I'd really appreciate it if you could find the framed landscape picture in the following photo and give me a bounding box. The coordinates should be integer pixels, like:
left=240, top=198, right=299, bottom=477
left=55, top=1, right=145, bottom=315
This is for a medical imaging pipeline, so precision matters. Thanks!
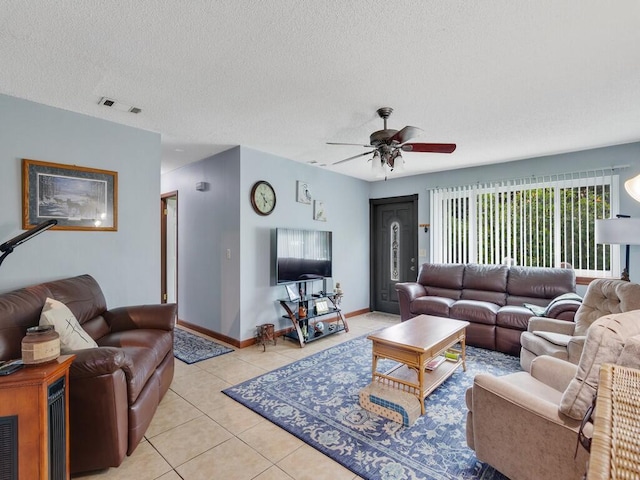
left=22, top=158, right=118, bottom=231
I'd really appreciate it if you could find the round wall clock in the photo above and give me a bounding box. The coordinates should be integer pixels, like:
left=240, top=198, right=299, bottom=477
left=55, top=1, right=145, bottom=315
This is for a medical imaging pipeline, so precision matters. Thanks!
left=250, top=180, right=276, bottom=216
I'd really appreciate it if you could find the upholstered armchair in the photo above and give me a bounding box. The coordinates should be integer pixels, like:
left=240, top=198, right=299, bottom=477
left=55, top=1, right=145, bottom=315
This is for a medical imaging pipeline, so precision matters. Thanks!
left=519, top=278, right=640, bottom=372
left=466, top=310, right=640, bottom=480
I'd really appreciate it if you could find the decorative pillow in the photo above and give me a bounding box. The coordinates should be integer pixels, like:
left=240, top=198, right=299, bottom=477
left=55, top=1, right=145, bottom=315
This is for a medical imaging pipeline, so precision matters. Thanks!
left=560, top=310, right=640, bottom=420
left=40, top=297, right=98, bottom=353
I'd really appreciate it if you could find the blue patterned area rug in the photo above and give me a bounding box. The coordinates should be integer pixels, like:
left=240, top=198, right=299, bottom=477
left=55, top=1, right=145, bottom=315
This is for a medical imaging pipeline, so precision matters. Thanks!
left=173, top=328, right=233, bottom=364
left=223, top=334, right=520, bottom=480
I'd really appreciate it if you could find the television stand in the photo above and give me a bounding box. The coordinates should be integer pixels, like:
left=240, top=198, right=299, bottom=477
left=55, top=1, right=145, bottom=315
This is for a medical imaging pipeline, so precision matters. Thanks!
left=279, top=292, right=348, bottom=348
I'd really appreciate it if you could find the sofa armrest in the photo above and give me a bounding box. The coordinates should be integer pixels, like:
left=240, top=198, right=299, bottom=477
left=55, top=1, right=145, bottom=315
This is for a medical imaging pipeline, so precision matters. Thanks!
left=527, top=316, right=576, bottom=335
left=69, top=347, right=132, bottom=379
left=395, top=282, right=427, bottom=320
left=470, top=373, right=587, bottom=480
left=545, top=299, right=582, bottom=321
left=104, top=303, right=177, bottom=332
left=530, top=355, right=578, bottom=392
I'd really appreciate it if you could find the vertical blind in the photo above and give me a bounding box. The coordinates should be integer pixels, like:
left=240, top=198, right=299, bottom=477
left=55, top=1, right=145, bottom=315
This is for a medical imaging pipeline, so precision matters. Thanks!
left=429, top=168, right=623, bottom=277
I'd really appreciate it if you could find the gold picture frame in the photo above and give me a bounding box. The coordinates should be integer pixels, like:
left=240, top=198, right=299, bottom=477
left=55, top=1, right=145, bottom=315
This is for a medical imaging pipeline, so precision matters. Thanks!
left=22, top=158, right=118, bottom=231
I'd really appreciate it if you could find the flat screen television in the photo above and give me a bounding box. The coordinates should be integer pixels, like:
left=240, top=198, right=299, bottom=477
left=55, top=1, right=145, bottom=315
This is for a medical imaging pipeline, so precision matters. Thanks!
left=275, top=228, right=332, bottom=284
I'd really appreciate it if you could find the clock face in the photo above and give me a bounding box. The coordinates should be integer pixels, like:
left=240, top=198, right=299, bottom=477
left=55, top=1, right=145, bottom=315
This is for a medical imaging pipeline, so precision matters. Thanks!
left=250, top=181, right=276, bottom=215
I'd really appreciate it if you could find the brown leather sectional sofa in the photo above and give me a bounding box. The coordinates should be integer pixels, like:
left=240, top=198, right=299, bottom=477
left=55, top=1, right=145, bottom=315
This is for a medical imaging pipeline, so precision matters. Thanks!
left=0, top=274, right=176, bottom=474
left=395, top=263, right=580, bottom=355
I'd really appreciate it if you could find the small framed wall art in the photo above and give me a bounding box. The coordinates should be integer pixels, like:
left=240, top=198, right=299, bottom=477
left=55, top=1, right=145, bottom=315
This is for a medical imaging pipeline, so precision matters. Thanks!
left=296, top=181, right=312, bottom=204
left=313, top=200, right=326, bottom=221
left=22, top=158, right=118, bottom=231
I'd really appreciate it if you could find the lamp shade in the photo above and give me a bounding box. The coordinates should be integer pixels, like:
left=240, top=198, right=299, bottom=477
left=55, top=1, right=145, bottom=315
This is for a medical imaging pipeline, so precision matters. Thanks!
left=595, top=218, right=640, bottom=245
left=625, top=174, right=640, bottom=202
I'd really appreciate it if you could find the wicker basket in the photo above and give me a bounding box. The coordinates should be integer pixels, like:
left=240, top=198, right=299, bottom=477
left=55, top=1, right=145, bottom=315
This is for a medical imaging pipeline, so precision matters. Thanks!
left=588, top=363, right=640, bottom=480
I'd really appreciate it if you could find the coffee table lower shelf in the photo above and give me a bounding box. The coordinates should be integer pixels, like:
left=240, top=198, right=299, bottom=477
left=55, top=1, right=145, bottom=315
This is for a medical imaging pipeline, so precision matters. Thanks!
left=376, top=358, right=463, bottom=400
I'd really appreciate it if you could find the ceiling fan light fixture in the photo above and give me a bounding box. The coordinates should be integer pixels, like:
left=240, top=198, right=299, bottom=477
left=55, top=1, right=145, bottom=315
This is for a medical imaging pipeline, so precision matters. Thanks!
left=371, top=151, right=385, bottom=178
left=392, top=150, right=404, bottom=172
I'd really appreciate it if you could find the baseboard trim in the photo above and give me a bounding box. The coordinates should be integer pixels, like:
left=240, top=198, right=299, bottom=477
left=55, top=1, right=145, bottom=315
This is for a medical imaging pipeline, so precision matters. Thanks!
left=177, top=307, right=371, bottom=349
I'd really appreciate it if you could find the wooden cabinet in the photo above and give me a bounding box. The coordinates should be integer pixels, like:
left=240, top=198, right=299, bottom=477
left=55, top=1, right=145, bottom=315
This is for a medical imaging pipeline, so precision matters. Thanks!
left=0, top=355, right=74, bottom=480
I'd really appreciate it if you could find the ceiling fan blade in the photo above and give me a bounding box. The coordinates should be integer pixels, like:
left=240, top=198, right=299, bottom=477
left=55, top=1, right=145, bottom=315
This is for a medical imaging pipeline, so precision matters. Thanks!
left=389, top=126, right=423, bottom=144
left=327, top=142, right=372, bottom=147
left=332, top=150, right=376, bottom=165
left=401, top=143, right=457, bottom=154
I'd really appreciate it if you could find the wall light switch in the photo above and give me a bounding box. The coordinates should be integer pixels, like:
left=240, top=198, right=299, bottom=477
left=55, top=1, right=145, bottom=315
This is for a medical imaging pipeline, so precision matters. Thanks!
left=419, top=249, right=427, bottom=257
left=226, top=249, right=231, bottom=259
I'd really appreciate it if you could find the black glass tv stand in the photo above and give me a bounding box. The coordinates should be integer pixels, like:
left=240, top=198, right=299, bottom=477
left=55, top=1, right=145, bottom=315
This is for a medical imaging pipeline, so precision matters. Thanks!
left=279, top=292, right=348, bottom=348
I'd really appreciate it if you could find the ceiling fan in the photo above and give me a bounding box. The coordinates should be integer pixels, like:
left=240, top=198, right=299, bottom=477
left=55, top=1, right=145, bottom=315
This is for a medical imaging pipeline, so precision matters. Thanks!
left=328, top=107, right=456, bottom=177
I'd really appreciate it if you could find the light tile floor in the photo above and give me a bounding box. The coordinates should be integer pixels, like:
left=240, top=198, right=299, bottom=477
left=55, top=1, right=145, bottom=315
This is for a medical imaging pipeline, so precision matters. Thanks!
left=73, top=312, right=400, bottom=480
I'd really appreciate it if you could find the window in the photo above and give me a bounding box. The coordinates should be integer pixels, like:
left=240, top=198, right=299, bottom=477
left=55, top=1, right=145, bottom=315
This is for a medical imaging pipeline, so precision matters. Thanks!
left=429, top=169, right=623, bottom=278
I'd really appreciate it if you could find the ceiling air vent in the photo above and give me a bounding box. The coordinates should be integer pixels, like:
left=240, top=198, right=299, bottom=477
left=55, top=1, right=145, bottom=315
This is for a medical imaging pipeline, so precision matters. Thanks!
left=98, top=97, right=142, bottom=114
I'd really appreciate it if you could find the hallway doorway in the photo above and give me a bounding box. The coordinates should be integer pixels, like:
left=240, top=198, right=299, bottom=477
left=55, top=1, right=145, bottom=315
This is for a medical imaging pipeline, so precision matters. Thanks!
left=161, top=192, right=178, bottom=307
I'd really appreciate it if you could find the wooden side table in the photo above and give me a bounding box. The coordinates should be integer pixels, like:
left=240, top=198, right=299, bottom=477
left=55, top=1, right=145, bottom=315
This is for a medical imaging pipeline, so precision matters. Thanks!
left=0, top=354, right=75, bottom=480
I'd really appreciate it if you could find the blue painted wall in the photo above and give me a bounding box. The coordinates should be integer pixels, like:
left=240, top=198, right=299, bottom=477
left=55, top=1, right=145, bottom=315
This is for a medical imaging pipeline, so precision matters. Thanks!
left=162, top=146, right=370, bottom=342
left=0, top=94, right=162, bottom=306
left=370, top=142, right=640, bottom=287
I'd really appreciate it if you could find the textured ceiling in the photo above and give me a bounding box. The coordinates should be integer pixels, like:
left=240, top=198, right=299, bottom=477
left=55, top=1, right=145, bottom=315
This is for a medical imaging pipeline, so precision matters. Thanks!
left=1, top=1, right=639, bottom=181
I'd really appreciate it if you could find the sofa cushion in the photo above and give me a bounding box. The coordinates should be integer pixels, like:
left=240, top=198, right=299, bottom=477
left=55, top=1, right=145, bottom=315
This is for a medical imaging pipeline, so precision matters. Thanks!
left=462, top=264, right=508, bottom=306
left=450, top=300, right=499, bottom=325
left=418, top=263, right=465, bottom=289
left=410, top=296, right=455, bottom=317
left=44, top=274, right=108, bottom=325
left=98, top=329, right=173, bottom=368
left=560, top=310, right=640, bottom=420
left=40, top=298, right=98, bottom=353
left=496, top=305, right=532, bottom=330
left=507, top=266, right=575, bottom=299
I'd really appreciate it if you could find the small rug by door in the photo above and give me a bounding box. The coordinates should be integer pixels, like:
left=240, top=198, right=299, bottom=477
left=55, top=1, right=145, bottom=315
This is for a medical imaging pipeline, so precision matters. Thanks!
left=173, top=328, right=233, bottom=364
left=223, top=333, right=520, bottom=480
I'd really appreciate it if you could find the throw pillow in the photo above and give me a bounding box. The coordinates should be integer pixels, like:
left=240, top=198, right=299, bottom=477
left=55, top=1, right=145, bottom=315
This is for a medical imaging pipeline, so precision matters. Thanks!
left=40, top=297, right=98, bottom=353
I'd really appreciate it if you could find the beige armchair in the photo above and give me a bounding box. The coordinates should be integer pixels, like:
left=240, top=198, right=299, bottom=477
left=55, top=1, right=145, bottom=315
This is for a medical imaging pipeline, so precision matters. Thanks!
left=520, top=278, right=640, bottom=372
left=466, top=310, right=640, bottom=480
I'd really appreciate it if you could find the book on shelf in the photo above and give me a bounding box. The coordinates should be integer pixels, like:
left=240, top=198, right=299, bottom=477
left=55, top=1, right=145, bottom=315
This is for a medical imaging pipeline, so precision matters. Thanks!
left=444, top=351, right=460, bottom=362
left=426, top=356, right=445, bottom=370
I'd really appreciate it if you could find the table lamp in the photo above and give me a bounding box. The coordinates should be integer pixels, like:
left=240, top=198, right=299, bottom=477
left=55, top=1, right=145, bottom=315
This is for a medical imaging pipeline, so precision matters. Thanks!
left=595, top=216, right=640, bottom=281
left=625, top=173, right=640, bottom=202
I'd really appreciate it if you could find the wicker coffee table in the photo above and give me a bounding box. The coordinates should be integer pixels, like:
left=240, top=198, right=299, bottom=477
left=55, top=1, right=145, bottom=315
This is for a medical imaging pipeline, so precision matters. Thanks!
left=366, top=314, right=469, bottom=415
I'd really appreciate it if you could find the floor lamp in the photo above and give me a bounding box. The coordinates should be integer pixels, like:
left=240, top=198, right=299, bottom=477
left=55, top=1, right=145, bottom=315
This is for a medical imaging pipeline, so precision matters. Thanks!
left=595, top=217, right=640, bottom=282
left=0, top=219, right=58, bottom=268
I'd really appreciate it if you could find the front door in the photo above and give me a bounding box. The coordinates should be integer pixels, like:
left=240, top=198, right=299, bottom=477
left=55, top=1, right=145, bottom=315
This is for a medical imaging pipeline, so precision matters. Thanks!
left=370, top=195, right=418, bottom=314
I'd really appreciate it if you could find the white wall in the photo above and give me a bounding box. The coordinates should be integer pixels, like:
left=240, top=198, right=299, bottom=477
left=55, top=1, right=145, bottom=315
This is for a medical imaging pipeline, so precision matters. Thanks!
left=0, top=94, right=162, bottom=306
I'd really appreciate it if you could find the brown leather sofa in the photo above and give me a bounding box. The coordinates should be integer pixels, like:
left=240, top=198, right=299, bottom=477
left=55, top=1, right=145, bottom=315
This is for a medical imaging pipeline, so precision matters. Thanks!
left=395, top=263, right=579, bottom=355
left=0, top=274, right=176, bottom=474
